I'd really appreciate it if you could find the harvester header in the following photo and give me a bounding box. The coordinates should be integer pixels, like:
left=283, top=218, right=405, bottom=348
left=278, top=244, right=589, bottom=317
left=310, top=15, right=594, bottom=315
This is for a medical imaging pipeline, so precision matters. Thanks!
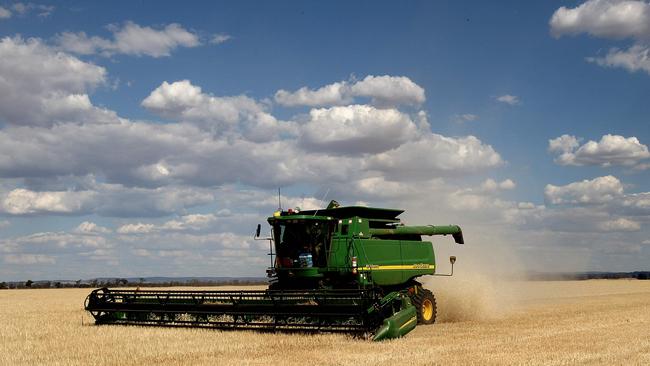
left=85, top=200, right=464, bottom=341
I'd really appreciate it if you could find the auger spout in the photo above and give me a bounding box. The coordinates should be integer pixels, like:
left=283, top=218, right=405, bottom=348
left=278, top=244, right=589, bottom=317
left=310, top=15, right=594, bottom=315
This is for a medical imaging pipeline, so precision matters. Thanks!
left=369, top=225, right=464, bottom=244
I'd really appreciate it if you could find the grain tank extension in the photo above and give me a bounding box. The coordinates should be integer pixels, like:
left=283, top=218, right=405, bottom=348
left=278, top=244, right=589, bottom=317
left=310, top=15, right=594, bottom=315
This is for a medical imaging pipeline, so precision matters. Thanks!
left=85, top=200, right=464, bottom=341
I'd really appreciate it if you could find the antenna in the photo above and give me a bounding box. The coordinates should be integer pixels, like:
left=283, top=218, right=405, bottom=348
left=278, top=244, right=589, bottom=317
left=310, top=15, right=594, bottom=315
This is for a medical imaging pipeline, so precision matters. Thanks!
left=278, top=187, right=282, bottom=211
left=313, top=188, right=330, bottom=216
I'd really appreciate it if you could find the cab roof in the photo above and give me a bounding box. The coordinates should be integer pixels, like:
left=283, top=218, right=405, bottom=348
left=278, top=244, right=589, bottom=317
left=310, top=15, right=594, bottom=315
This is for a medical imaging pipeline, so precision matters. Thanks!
left=297, top=206, right=404, bottom=220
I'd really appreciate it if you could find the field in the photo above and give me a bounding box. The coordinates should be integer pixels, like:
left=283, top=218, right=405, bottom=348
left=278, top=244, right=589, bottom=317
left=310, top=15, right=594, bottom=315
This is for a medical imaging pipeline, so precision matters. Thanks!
left=1, top=279, right=649, bottom=365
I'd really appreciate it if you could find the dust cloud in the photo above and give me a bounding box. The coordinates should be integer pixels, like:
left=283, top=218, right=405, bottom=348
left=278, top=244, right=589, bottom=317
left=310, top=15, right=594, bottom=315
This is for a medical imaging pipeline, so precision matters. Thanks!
left=423, top=229, right=529, bottom=323
left=423, top=272, right=520, bottom=322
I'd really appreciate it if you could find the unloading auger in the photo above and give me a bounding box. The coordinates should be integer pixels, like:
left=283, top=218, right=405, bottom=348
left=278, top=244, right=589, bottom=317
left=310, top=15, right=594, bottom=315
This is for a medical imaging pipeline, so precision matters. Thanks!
left=85, top=200, right=464, bottom=341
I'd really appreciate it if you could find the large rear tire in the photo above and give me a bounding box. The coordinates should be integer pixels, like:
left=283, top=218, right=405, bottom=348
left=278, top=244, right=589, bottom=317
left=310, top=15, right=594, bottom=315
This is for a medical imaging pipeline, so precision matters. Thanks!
left=412, top=288, right=436, bottom=325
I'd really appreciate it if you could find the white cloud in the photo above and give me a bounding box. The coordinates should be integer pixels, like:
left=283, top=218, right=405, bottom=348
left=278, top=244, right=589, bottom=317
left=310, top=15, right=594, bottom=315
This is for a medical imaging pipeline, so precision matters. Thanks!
left=350, top=75, right=425, bottom=106
left=480, top=178, right=516, bottom=192
left=550, top=1, right=650, bottom=75
left=550, top=134, right=650, bottom=167
left=517, top=202, right=537, bottom=209
left=275, top=81, right=351, bottom=107
left=118, top=213, right=218, bottom=234
left=11, top=3, right=53, bottom=17
left=73, top=221, right=111, bottom=234
left=0, top=183, right=214, bottom=218
left=210, top=33, right=232, bottom=44
left=545, top=175, right=624, bottom=204
left=598, top=217, right=641, bottom=231
left=452, top=113, right=478, bottom=123
left=550, top=0, right=650, bottom=39
left=299, top=105, right=419, bottom=154
left=365, top=134, right=503, bottom=179
left=0, top=36, right=113, bottom=127
left=587, top=44, right=650, bottom=74
left=4, top=254, right=55, bottom=264
left=160, top=213, right=217, bottom=231
left=142, top=80, right=293, bottom=141
left=1, top=189, right=96, bottom=215
left=117, top=223, right=155, bottom=234
left=0, top=6, right=11, bottom=19
left=549, top=134, right=581, bottom=153
left=496, top=94, right=519, bottom=105
left=274, top=75, right=425, bottom=107
left=55, top=21, right=200, bottom=58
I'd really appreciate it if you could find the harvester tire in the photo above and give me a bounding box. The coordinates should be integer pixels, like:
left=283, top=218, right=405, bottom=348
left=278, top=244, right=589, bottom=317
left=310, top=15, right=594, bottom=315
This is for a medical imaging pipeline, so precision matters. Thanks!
left=412, top=289, right=436, bottom=325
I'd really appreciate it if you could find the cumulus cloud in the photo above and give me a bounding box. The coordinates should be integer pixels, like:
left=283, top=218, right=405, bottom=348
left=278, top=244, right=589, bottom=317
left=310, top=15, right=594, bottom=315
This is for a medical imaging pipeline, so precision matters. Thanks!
left=544, top=175, right=624, bottom=204
left=11, top=3, right=53, bottom=17
left=274, top=75, right=425, bottom=107
left=587, top=44, right=650, bottom=74
left=550, top=0, right=650, bottom=39
left=117, top=222, right=155, bottom=234
left=0, top=189, right=96, bottom=215
left=210, top=33, right=232, bottom=44
left=0, top=6, right=11, bottom=19
left=55, top=21, right=200, bottom=58
left=479, top=178, right=516, bottom=192
left=365, top=134, right=503, bottom=179
left=496, top=94, right=519, bottom=105
left=142, top=80, right=293, bottom=141
left=351, top=75, right=426, bottom=106
left=598, top=217, right=641, bottom=231
left=0, top=36, right=114, bottom=127
left=118, top=213, right=218, bottom=234
left=0, top=184, right=214, bottom=217
left=275, top=81, right=351, bottom=107
left=548, top=134, right=581, bottom=153
left=0, top=120, right=350, bottom=189
left=550, top=0, right=650, bottom=74
left=452, top=113, right=478, bottom=123
left=4, top=253, right=55, bottom=264
left=549, top=134, right=650, bottom=167
left=299, top=105, right=419, bottom=154
left=73, top=221, right=111, bottom=234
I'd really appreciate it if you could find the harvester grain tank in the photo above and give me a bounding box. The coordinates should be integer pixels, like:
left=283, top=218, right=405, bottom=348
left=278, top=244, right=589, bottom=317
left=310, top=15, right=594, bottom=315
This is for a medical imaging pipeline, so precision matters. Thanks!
left=85, top=200, right=464, bottom=340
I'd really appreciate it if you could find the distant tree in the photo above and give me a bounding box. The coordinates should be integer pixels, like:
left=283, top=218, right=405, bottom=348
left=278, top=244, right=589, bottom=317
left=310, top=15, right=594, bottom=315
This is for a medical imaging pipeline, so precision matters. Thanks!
left=75, top=279, right=81, bottom=287
left=0, top=282, right=7, bottom=289
left=119, top=279, right=129, bottom=286
left=55, top=282, right=62, bottom=288
left=25, top=279, right=33, bottom=288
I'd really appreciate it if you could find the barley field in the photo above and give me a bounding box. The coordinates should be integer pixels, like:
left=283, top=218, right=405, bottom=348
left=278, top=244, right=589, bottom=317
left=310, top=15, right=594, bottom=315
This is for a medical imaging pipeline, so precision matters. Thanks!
left=1, top=279, right=649, bottom=365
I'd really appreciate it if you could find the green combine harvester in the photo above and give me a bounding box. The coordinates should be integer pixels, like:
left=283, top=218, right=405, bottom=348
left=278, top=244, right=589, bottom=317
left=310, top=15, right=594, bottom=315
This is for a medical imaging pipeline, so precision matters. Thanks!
left=85, top=200, right=464, bottom=340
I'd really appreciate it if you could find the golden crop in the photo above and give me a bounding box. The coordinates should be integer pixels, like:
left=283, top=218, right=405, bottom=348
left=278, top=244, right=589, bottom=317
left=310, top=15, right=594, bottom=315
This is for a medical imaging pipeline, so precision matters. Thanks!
left=1, top=280, right=649, bottom=365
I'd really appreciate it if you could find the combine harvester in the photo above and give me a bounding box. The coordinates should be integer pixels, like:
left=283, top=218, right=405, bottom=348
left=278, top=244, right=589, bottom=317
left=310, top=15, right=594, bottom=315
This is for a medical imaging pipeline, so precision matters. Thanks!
left=85, top=200, right=464, bottom=340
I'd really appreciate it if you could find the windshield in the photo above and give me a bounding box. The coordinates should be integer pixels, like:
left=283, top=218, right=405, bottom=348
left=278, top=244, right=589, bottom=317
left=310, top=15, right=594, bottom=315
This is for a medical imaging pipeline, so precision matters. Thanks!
left=273, top=220, right=333, bottom=267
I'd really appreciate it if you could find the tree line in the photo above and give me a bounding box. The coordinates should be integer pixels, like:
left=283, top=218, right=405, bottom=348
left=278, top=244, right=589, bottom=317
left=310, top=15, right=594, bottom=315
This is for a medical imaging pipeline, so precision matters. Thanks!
left=0, top=278, right=268, bottom=289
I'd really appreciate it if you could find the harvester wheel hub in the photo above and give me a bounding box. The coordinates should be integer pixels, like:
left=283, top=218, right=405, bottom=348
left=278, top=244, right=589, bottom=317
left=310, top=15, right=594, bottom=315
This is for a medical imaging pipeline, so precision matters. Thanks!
left=422, top=298, right=434, bottom=321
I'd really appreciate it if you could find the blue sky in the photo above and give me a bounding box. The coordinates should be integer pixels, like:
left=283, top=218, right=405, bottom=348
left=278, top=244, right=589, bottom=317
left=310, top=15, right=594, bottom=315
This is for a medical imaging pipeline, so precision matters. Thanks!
left=0, top=1, right=649, bottom=281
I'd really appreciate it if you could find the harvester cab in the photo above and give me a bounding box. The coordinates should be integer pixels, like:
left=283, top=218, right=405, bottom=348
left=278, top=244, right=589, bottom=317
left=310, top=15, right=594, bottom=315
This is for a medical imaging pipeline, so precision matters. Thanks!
left=85, top=200, right=464, bottom=341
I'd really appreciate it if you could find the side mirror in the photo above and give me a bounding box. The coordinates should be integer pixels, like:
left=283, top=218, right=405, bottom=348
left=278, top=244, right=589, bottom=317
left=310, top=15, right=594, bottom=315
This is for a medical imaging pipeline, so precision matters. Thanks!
left=449, top=256, right=456, bottom=265
left=255, top=224, right=261, bottom=238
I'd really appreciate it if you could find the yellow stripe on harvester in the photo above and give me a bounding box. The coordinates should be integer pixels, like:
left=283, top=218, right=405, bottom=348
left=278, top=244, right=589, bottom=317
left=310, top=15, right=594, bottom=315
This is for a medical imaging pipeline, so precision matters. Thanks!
left=357, top=264, right=435, bottom=271
left=399, top=316, right=417, bottom=331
